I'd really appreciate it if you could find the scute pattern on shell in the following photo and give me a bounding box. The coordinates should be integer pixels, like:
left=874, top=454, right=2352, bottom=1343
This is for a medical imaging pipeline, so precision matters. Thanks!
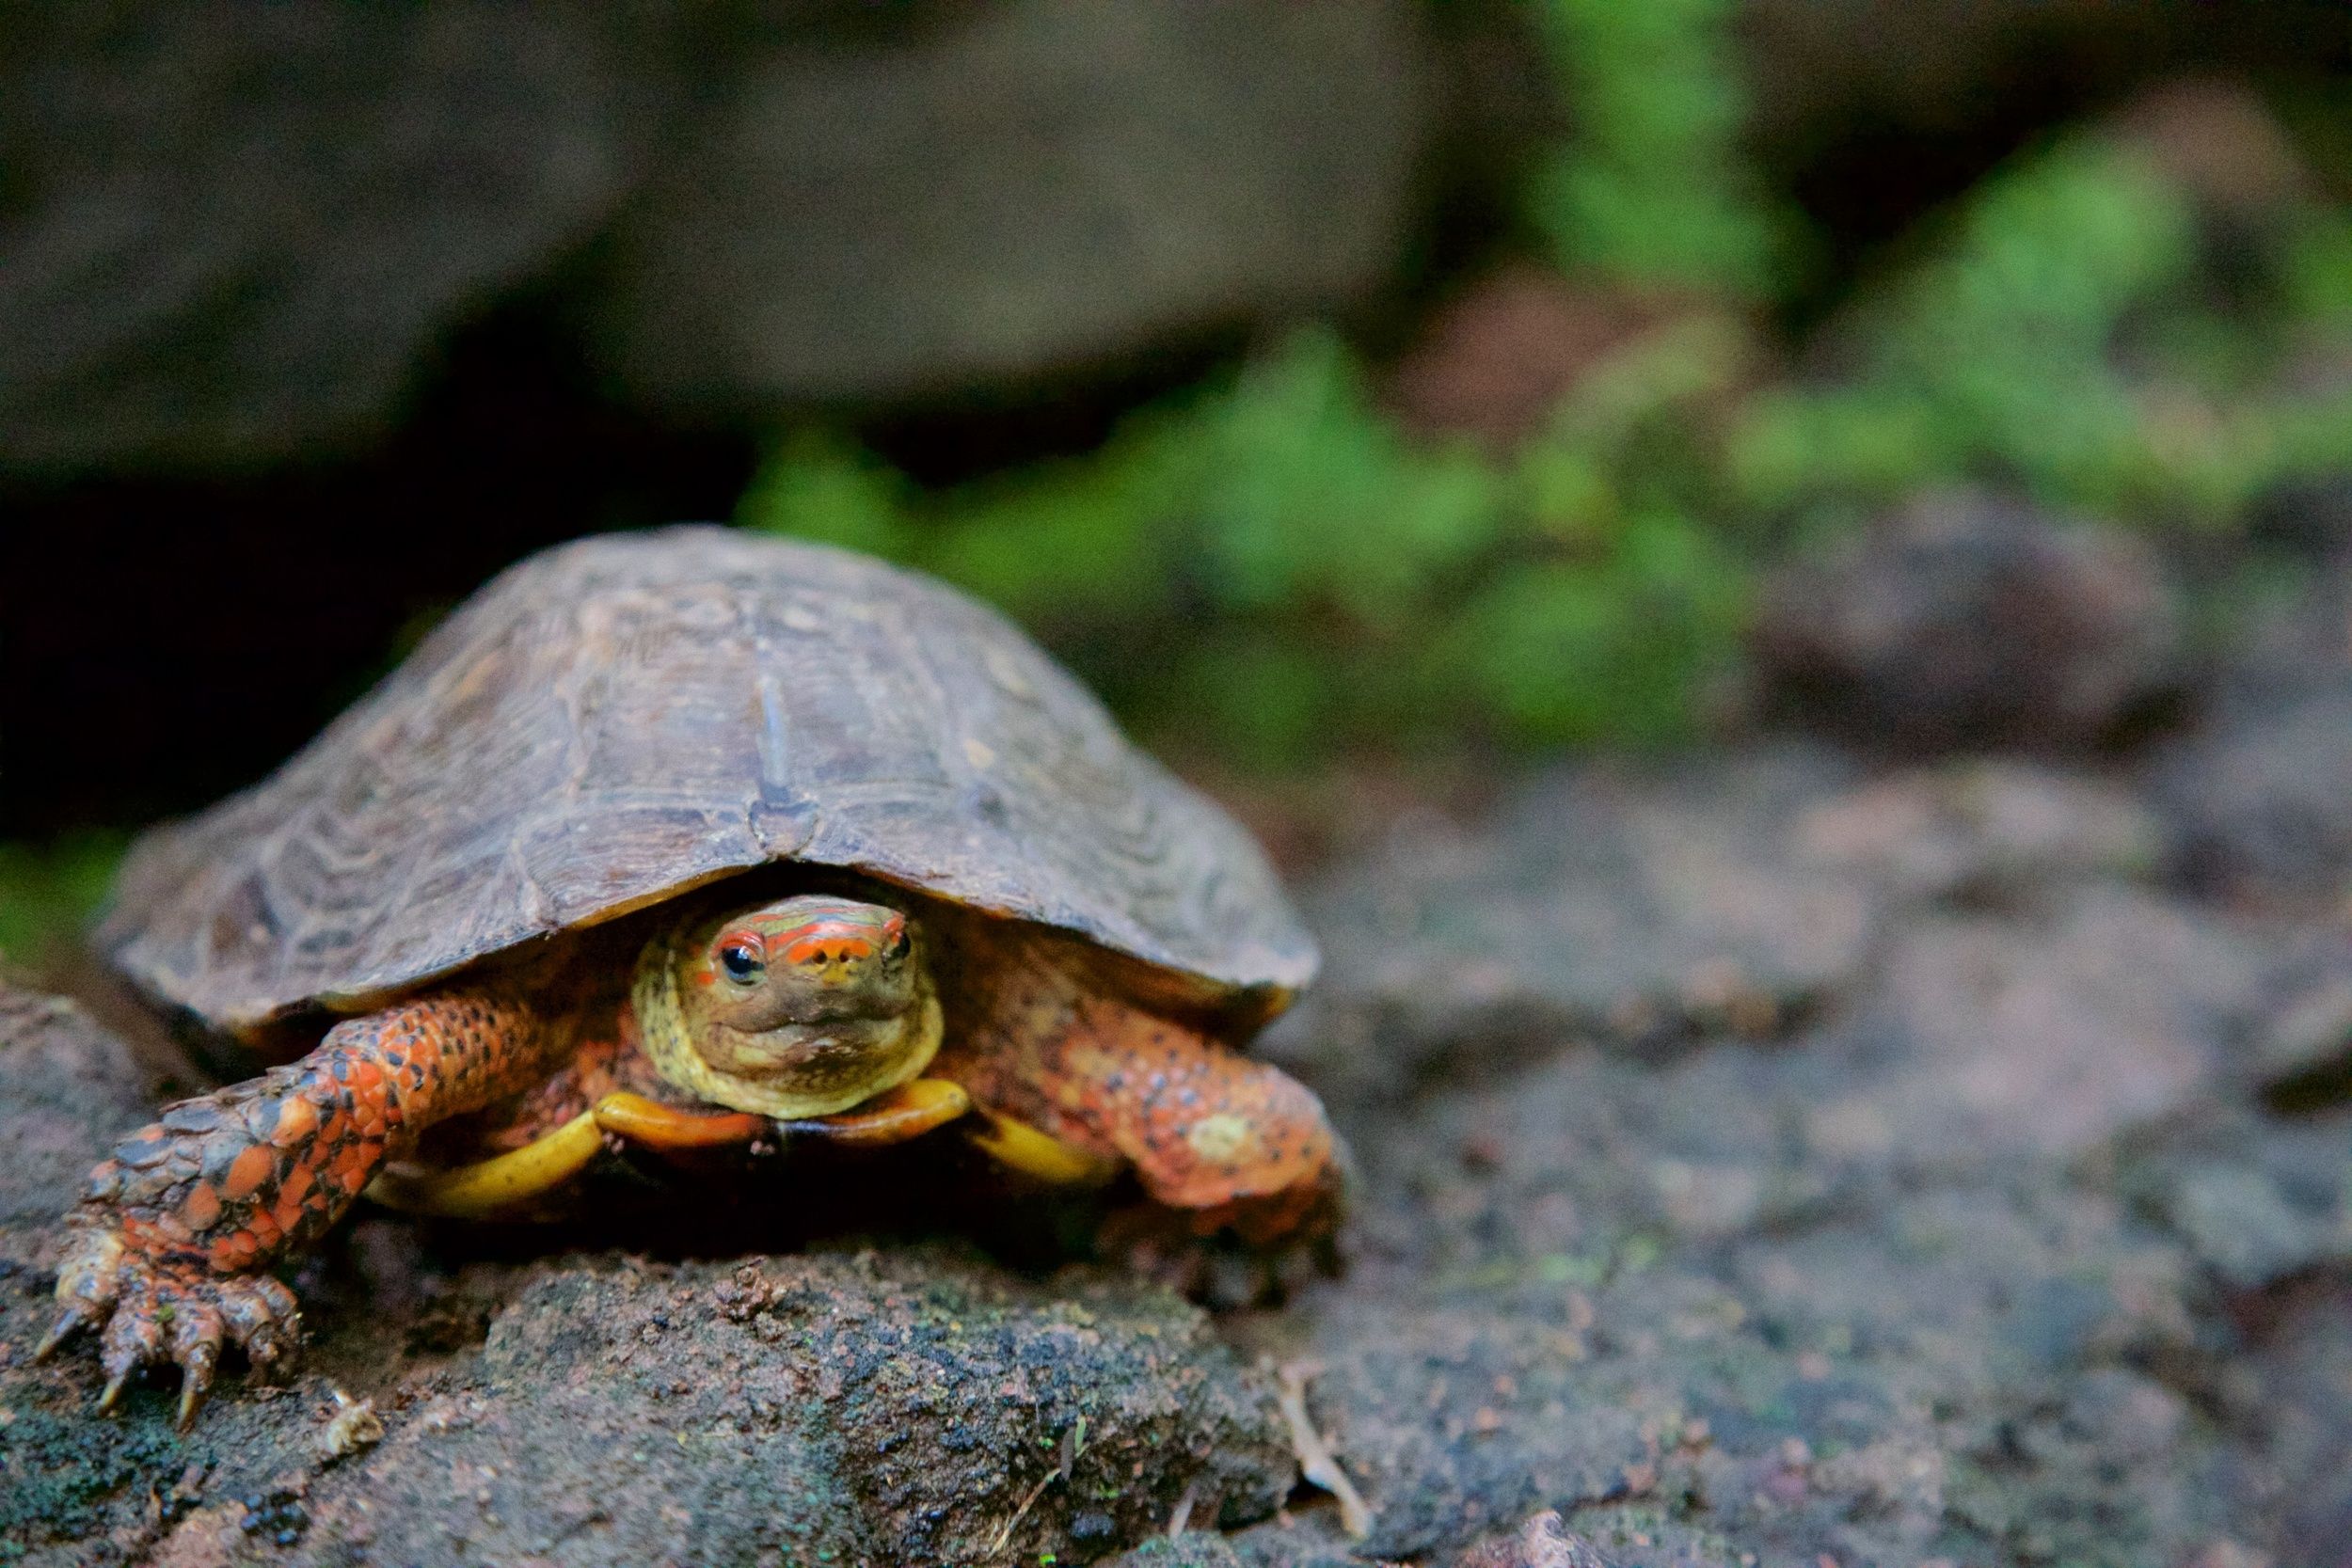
left=100, top=527, right=1317, bottom=1030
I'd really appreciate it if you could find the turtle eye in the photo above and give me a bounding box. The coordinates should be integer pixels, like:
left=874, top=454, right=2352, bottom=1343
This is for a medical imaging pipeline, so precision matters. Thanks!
left=718, top=942, right=765, bottom=984
left=886, top=927, right=912, bottom=960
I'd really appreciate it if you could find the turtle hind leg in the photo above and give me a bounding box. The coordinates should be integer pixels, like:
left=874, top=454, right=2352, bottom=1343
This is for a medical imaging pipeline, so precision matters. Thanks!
left=39, top=989, right=561, bottom=1425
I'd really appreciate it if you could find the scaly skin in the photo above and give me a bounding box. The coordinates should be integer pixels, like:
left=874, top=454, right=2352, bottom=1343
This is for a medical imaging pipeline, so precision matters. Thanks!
left=39, top=990, right=563, bottom=1427
left=466, top=1030, right=670, bottom=1152
left=935, top=923, right=1342, bottom=1246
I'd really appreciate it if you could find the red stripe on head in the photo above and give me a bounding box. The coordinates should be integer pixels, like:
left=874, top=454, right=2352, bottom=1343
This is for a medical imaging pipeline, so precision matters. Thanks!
left=779, top=926, right=877, bottom=965
left=765, top=908, right=904, bottom=968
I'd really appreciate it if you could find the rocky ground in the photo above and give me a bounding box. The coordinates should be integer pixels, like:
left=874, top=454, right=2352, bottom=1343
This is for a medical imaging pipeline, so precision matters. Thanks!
left=8, top=553, right=2352, bottom=1566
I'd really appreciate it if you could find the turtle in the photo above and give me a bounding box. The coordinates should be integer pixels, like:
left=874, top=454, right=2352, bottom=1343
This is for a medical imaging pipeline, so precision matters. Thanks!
left=38, top=525, right=1339, bottom=1429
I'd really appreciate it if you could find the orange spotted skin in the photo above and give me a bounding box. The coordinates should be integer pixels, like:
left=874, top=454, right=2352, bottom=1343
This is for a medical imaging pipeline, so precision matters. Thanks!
left=465, top=1029, right=672, bottom=1153
left=87, top=991, right=560, bottom=1267
left=41, top=990, right=566, bottom=1423
left=933, top=921, right=1340, bottom=1244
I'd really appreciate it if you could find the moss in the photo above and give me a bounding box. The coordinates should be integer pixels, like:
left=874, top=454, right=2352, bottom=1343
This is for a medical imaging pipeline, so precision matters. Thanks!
left=0, top=1405, right=187, bottom=1555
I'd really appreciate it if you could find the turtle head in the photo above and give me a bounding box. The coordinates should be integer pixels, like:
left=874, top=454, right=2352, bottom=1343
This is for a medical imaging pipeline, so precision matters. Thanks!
left=633, top=894, right=942, bottom=1118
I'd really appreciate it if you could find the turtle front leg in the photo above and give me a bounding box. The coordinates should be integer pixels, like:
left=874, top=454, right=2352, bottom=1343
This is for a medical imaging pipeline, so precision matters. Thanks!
left=38, top=990, right=560, bottom=1427
left=938, top=984, right=1343, bottom=1249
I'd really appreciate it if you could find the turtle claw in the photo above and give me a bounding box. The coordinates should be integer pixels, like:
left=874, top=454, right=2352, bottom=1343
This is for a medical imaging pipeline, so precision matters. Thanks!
left=169, top=1304, right=225, bottom=1431
left=35, top=1300, right=103, bottom=1361
left=40, top=1223, right=125, bottom=1362
left=175, top=1369, right=214, bottom=1433
left=42, top=1220, right=304, bottom=1425
left=240, top=1323, right=291, bottom=1381
left=98, top=1302, right=165, bottom=1408
left=38, top=1231, right=122, bottom=1368
left=223, top=1275, right=301, bottom=1380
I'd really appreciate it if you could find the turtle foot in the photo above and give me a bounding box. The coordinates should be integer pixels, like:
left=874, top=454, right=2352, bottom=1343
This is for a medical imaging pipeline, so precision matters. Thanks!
left=37, top=1216, right=301, bottom=1431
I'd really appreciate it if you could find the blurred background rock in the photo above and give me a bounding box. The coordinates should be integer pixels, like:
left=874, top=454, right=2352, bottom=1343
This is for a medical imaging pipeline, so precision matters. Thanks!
left=5, top=0, right=2351, bottom=945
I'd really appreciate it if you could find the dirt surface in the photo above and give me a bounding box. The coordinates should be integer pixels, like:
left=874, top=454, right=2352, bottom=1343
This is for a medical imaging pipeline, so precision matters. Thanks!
left=8, top=580, right=2352, bottom=1566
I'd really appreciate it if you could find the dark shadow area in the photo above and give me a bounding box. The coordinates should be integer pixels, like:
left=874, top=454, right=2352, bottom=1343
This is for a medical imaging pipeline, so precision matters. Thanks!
left=2, top=305, right=752, bottom=834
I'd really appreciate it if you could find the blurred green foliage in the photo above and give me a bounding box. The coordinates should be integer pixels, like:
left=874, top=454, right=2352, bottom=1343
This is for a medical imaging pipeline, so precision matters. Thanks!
left=0, top=835, right=123, bottom=966
left=1520, top=0, right=1783, bottom=294
left=1730, top=140, right=2352, bottom=526
left=745, top=2, right=2352, bottom=766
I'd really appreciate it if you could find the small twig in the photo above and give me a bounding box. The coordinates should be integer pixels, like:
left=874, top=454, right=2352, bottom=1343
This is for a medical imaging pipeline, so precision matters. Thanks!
left=986, top=1416, right=1088, bottom=1558
left=1273, top=1360, right=1372, bottom=1539
left=1167, top=1477, right=1200, bottom=1538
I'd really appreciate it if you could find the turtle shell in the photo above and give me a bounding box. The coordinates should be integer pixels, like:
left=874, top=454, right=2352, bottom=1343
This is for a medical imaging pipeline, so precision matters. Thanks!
left=100, top=527, right=1317, bottom=1033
